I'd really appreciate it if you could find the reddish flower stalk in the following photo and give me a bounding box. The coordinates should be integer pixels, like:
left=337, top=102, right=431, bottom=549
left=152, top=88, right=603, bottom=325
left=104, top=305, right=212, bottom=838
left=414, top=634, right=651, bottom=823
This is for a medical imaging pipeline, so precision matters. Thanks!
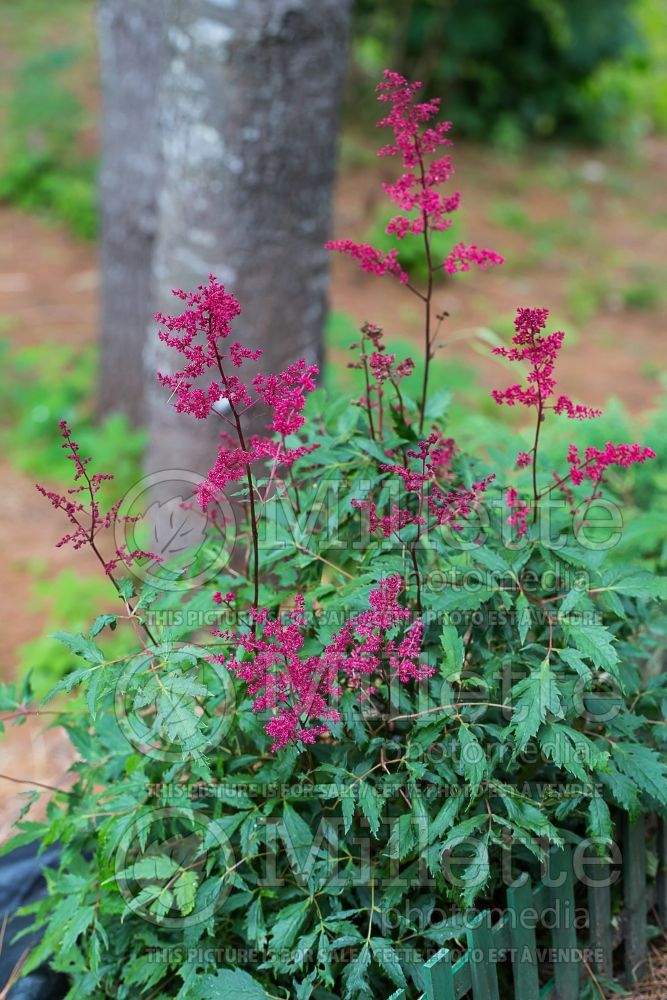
left=211, top=576, right=431, bottom=751
left=327, top=69, right=503, bottom=434
left=155, top=275, right=319, bottom=615
left=347, top=322, right=414, bottom=441
left=212, top=338, right=261, bottom=612
left=492, top=307, right=655, bottom=528
left=505, top=488, right=530, bottom=538
left=36, top=421, right=159, bottom=643
left=354, top=432, right=493, bottom=609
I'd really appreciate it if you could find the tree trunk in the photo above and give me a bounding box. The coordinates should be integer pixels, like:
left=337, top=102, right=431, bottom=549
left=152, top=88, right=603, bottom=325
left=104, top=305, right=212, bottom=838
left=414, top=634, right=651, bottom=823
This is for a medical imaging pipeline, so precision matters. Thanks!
left=97, top=0, right=165, bottom=426
left=145, top=0, right=352, bottom=478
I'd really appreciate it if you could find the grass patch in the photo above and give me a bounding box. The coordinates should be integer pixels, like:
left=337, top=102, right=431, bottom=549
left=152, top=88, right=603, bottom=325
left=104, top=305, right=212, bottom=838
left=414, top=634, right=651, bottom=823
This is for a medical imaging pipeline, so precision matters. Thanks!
left=0, top=0, right=97, bottom=238
left=0, top=337, right=144, bottom=501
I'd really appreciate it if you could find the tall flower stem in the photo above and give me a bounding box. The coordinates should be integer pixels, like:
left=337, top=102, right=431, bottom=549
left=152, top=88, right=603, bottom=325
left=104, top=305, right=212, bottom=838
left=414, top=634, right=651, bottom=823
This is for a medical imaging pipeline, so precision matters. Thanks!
left=214, top=347, right=260, bottom=613
left=407, top=453, right=427, bottom=615
left=531, top=391, right=543, bottom=524
left=60, top=431, right=158, bottom=647
left=408, top=544, right=423, bottom=616
left=360, top=333, right=377, bottom=441
left=417, top=149, right=434, bottom=434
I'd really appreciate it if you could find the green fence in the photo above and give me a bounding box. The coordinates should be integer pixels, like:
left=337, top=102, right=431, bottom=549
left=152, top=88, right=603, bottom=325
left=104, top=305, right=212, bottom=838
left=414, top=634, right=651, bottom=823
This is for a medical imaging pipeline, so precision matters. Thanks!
left=388, top=814, right=665, bottom=1000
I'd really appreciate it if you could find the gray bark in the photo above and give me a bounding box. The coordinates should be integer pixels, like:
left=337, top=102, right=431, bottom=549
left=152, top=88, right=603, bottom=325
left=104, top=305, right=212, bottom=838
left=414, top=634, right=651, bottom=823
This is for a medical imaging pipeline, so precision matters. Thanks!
left=146, top=0, right=352, bottom=478
left=97, top=0, right=166, bottom=425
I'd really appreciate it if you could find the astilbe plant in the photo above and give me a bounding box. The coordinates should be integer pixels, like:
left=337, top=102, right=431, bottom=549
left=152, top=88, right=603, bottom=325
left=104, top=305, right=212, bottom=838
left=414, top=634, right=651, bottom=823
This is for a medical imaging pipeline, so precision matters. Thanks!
left=2, top=70, right=666, bottom=1000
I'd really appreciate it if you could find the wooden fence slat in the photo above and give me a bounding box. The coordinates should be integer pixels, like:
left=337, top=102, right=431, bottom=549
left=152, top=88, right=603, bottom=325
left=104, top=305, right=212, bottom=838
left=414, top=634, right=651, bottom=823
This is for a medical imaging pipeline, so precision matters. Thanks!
left=623, top=813, right=647, bottom=983
left=587, top=858, right=613, bottom=978
left=386, top=811, right=655, bottom=999
left=547, top=846, right=579, bottom=999
left=466, top=910, right=500, bottom=1000
left=490, top=911, right=511, bottom=951
left=657, top=817, right=667, bottom=931
left=507, top=873, right=540, bottom=1000
left=422, top=947, right=456, bottom=1000
left=450, top=950, right=472, bottom=998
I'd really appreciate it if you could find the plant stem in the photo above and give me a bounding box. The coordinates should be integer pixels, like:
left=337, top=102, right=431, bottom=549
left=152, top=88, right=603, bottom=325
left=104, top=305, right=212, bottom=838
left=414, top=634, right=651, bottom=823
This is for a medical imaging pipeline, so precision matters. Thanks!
left=89, top=537, right=158, bottom=645
left=531, top=391, right=543, bottom=524
left=409, top=544, right=422, bottom=616
left=60, top=430, right=158, bottom=646
left=417, top=147, right=434, bottom=433
left=213, top=345, right=260, bottom=615
left=360, top=333, right=377, bottom=441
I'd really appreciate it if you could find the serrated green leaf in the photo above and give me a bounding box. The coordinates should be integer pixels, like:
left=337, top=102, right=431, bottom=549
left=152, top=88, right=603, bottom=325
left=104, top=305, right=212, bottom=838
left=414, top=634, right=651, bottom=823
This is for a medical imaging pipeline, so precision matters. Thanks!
left=388, top=813, right=414, bottom=860
left=41, top=665, right=94, bottom=704
left=588, top=796, right=612, bottom=849
left=556, top=647, right=592, bottom=678
left=192, top=968, right=270, bottom=998
left=428, top=795, right=462, bottom=845
left=52, top=631, right=105, bottom=665
left=606, top=572, right=667, bottom=601
left=599, top=767, right=640, bottom=815
left=539, top=723, right=609, bottom=781
left=358, top=781, right=382, bottom=838
left=564, top=622, right=619, bottom=679
left=516, top=592, right=531, bottom=645
left=89, top=614, right=117, bottom=638
left=246, top=896, right=267, bottom=950
left=343, top=942, right=371, bottom=999
left=123, top=854, right=180, bottom=881
left=269, top=899, right=309, bottom=952
left=61, top=904, right=96, bottom=953
left=510, top=659, right=563, bottom=751
left=342, top=791, right=355, bottom=834
left=611, top=742, right=667, bottom=807
left=458, top=725, right=486, bottom=797
left=440, top=619, right=464, bottom=680
left=282, top=802, right=315, bottom=875
left=173, top=870, right=198, bottom=915
left=370, top=938, right=406, bottom=988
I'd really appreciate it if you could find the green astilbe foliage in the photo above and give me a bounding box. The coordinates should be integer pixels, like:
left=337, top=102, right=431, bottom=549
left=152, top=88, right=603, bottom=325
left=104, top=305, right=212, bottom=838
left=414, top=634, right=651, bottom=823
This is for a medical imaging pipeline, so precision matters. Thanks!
left=4, top=387, right=666, bottom=999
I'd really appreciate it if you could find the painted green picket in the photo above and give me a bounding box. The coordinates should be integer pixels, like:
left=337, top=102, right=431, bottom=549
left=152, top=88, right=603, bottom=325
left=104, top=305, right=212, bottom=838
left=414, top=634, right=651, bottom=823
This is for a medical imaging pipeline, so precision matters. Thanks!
left=386, top=814, right=662, bottom=999
left=587, top=858, right=613, bottom=978
left=622, top=813, right=647, bottom=983
left=548, top=847, right=579, bottom=998
left=507, top=874, right=540, bottom=1000
left=422, top=948, right=456, bottom=999
left=657, top=817, right=667, bottom=929
left=467, top=911, right=500, bottom=1000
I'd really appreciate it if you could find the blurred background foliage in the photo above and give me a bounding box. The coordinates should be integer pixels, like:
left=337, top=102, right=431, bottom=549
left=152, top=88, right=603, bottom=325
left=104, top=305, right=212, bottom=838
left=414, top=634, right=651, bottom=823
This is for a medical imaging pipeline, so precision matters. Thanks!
left=0, top=338, right=144, bottom=501
left=0, top=45, right=97, bottom=239
left=1, top=0, right=667, bottom=236
left=0, top=0, right=97, bottom=237
left=351, top=0, right=667, bottom=145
